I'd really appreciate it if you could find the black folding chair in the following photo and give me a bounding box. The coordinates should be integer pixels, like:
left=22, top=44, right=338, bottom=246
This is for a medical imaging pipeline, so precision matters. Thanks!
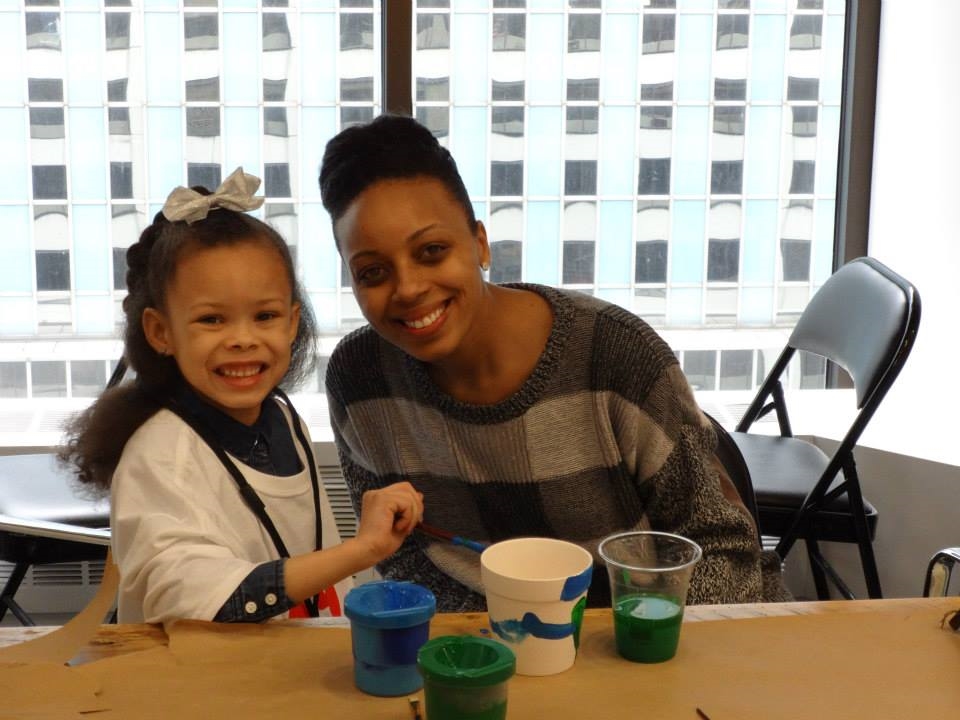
left=0, top=359, right=126, bottom=625
left=730, top=257, right=920, bottom=600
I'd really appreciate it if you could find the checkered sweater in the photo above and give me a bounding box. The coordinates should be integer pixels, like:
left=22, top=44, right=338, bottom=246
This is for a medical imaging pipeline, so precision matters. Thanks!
left=326, top=284, right=788, bottom=612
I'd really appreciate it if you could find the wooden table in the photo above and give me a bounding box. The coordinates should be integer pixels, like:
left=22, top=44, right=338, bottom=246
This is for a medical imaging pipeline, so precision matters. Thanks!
left=1, top=597, right=958, bottom=718
left=0, top=596, right=945, bottom=664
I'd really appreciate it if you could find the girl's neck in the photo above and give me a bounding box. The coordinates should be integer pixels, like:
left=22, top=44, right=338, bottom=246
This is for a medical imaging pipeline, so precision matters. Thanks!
left=427, top=284, right=552, bottom=405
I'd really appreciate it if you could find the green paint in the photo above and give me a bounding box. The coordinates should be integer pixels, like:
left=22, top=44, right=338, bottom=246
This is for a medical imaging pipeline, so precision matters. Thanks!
left=612, top=594, right=683, bottom=663
left=423, top=683, right=508, bottom=720
left=571, top=595, right=587, bottom=651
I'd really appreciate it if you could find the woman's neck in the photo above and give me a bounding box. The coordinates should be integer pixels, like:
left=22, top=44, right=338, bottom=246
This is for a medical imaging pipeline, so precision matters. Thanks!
left=427, top=284, right=553, bottom=405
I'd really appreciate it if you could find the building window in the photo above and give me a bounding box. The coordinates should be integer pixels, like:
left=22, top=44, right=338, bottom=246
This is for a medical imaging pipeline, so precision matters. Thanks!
left=109, top=107, right=131, bottom=135
left=340, top=13, right=373, bottom=51
left=641, top=81, right=673, bottom=101
left=565, top=160, right=597, bottom=196
left=490, top=240, right=521, bottom=284
left=491, top=107, right=524, bottom=137
left=416, top=76, right=449, bottom=102
left=641, top=106, right=672, bottom=130
left=643, top=14, right=675, bottom=55
left=567, top=78, right=599, bottom=101
left=186, top=107, right=220, bottom=137
left=262, top=13, right=292, bottom=51
left=792, top=106, right=818, bottom=137
left=711, top=160, right=743, bottom=195
left=113, top=247, right=127, bottom=290
left=265, top=163, right=292, bottom=197
left=719, top=349, right=752, bottom=391
left=713, top=106, right=745, bottom=135
left=492, top=80, right=524, bottom=101
left=416, top=106, right=449, bottom=138
left=187, top=77, right=220, bottom=101
left=29, top=107, right=65, bottom=140
left=264, top=107, right=289, bottom=137
left=417, top=13, right=450, bottom=50
left=32, top=360, right=67, bottom=398
left=568, top=14, right=601, bottom=53
left=492, top=14, right=525, bottom=51
left=716, top=14, right=748, bottom=50
left=184, top=14, right=219, bottom=51
left=683, top=350, right=716, bottom=392
left=0, top=363, right=28, bottom=399
left=107, top=78, right=128, bottom=102
left=707, top=238, right=740, bottom=282
left=635, top=240, right=667, bottom=284
left=110, top=162, right=133, bottom=199
left=788, top=160, right=816, bottom=194
left=566, top=106, right=598, bottom=135
left=32, top=165, right=67, bottom=200
left=105, top=12, right=131, bottom=50
left=71, top=360, right=108, bottom=398
left=491, top=161, right=523, bottom=196
left=790, top=14, right=823, bottom=50
left=341, top=106, right=374, bottom=128
left=25, top=12, right=61, bottom=50
left=562, top=240, right=595, bottom=284
left=28, top=78, right=63, bottom=102
left=714, top=78, right=746, bottom=101
left=638, top=158, right=670, bottom=195
left=35, top=250, right=71, bottom=291
left=262, top=78, right=286, bottom=101
left=188, top=163, right=221, bottom=190
left=780, top=238, right=811, bottom=281
left=787, top=77, right=819, bottom=101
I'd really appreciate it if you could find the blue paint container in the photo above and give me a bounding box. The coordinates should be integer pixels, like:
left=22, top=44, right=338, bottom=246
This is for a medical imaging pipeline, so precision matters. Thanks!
left=343, top=580, right=437, bottom=696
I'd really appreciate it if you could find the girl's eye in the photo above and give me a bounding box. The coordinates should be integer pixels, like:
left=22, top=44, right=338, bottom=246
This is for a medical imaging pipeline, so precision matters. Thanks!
left=355, top=266, right=386, bottom=287
left=256, top=311, right=279, bottom=322
left=197, top=315, right=222, bottom=325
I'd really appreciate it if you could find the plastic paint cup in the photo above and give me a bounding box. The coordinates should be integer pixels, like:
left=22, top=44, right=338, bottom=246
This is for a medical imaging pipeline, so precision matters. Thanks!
left=598, top=531, right=702, bottom=663
left=480, top=537, right=594, bottom=676
left=343, top=580, right=437, bottom=696
left=417, top=635, right=516, bottom=720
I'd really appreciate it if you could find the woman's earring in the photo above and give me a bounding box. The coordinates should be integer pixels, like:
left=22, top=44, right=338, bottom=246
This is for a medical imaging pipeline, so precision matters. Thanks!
left=481, top=262, right=490, bottom=272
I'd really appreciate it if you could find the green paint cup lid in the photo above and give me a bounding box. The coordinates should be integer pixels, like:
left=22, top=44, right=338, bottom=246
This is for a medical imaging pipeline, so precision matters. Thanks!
left=417, top=635, right=516, bottom=688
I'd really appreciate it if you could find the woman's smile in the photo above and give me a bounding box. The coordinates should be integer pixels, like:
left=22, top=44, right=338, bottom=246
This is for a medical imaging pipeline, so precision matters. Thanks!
left=397, top=300, right=450, bottom=334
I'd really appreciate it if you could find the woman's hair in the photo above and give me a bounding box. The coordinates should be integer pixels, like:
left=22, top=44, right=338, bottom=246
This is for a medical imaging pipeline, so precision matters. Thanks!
left=59, top=190, right=318, bottom=494
left=319, top=114, right=477, bottom=246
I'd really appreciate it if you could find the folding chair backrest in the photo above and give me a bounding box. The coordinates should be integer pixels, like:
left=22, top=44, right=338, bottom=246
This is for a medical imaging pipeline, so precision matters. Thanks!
left=788, top=257, right=920, bottom=410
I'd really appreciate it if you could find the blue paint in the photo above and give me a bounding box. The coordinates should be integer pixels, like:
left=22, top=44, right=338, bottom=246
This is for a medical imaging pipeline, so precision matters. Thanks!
left=490, top=612, right=574, bottom=643
left=560, top=565, right=593, bottom=601
left=452, top=535, right=489, bottom=553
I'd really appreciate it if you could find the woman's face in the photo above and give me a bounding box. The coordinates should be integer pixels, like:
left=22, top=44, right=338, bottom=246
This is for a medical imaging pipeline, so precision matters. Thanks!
left=335, top=176, right=491, bottom=366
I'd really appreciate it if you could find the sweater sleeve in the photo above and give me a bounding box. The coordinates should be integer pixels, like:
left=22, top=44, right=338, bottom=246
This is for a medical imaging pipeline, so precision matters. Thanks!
left=638, top=364, right=787, bottom=604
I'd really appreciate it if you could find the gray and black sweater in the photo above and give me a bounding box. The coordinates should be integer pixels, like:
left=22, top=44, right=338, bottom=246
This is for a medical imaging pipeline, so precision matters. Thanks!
left=326, top=284, right=788, bottom=612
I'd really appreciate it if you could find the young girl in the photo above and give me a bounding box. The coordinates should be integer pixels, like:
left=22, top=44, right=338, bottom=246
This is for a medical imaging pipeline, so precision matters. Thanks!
left=61, top=167, right=422, bottom=624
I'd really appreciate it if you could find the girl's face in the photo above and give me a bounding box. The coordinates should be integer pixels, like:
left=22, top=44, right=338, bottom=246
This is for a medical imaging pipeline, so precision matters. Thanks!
left=335, top=176, right=491, bottom=367
left=142, top=239, right=300, bottom=426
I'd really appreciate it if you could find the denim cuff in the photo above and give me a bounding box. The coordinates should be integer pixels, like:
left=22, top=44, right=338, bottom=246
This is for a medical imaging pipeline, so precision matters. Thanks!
left=213, top=559, right=297, bottom=623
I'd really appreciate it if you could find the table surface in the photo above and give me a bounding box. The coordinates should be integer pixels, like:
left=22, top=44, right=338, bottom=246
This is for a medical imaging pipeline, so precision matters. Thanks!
left=0, top=595, right=954, bottom=665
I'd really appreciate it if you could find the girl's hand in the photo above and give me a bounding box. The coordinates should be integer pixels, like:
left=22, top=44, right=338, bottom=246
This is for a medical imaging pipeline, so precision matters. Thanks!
left=354, top=482, right=424, bottom=563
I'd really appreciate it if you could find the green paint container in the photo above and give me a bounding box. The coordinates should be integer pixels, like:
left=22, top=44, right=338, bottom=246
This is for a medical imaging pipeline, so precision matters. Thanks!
left=416, top=636, right=516, bottom=720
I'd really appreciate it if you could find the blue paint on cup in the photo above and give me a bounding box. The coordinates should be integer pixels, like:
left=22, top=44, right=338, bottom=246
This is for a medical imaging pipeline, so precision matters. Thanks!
left=490, top=612, right=575, bottom=642
left=560, top=565, right=594, bottom=601
left=344, top=580, right=437, bottom=696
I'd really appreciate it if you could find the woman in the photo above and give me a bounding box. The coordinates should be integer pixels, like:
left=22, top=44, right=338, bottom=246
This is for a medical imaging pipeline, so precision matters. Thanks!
left=319, top=114, right=787, bottom=612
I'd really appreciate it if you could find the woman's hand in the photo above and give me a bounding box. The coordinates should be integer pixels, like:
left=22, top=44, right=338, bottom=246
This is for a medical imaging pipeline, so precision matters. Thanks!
left=354, top=482, right=424, bottom=563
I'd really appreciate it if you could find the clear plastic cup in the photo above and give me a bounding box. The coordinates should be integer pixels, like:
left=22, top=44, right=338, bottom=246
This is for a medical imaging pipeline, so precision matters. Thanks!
left=343, top=580, right=436, bottom=696
left=598, top=531, right=702, bottom=663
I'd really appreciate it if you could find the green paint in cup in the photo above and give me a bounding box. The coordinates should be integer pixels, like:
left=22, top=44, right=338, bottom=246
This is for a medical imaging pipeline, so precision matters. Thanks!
left=613, top=593, right=684, bottom=663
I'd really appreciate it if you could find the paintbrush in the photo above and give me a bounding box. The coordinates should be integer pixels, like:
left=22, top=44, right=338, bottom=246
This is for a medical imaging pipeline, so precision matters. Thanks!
left=416, top=522, right=489, bottom=553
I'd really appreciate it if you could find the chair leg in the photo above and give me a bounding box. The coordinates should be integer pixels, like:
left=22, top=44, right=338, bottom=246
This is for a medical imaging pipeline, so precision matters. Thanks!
left=0, top=563, right=36, bottom=626
left=805, top=538, right=832, bottom=600
left=844, top=475, right=883, bottom=599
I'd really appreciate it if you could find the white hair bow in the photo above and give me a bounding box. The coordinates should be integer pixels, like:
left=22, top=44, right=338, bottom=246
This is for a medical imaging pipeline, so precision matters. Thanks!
left=161, top=166, right=265, bottom=224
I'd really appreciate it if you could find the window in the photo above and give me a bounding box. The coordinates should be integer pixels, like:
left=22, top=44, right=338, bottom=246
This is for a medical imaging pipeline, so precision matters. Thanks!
left=638, top=158, right=671, bottom=195
left=29, top=108, right=64, bottom=140
left=341, top=14, right=373, bottom=51
left=264, top=108, right=289, bottom=137
left=641, top=81, right=673, bottom=100
left=418, top=14, right=450, bottom=50
left=492, top=14, right=524, bottom=51
left=713, top=107, right=745, bottom=135
left=28, top=78, right=63, bottom=102
left=188, top=163, right=221, bottom=191
left=719, top=350, right=752, bottom=391
left=568, top=15, right=601, bottom=53
left=32, top=361, right=67, bottom=398
left=787, top=77, right=819, bottom=101
left=262, top=79, right=286, bottom=102
left=711, top=160, right=743, bottom=195
left=683, top=351, right=716, bottom=392
left=491, top=161, right=523, bottom=196
left=635, top=241, right=667, bottom=284
left=416, top=77, right=449, bottom=102
left=490, top=240, right=521, bottom=284
left=643, top=15, right=675, bottom=55
left=567, top=79, right=599, bottom=101
left=708, top=238, right=740, bottom=282
left=780, top=238, right=811, bottom=281
left=492, top=107, right=524, bottom=137
left=109, top=107, right=131, bottom=135
left=789, top=160, right=816, bottom=194
left=0, top=363, right=28, bottom=399
left=71, top=361, right=108, bottom=398
left=110, top=162, right=133, bottom=199
left=792, top=106, right=818, bottom=137
left=714, top=78, right=746, bottom=101
left=492, top=81, right=524, bottom=101
left=416, top=107, right=449, bottom=138
left=36, top=251, right=71, bottom=291
left=105, top=13, right=130, bottom=50
left=26, top=12, right=60, bottom=50
left=566, top=107, right=598, bottom=135
left=32, top=166, right=67, bottom=200
left=790, top=14, right=823, bottom=50
left=716, top=14, right=748, bottom=50
left=562, top=241, right=595, bottom=285
left=262, top=13, right=291, bottom=51
left=265, top=163, right=292, bottom=198
left=107, top=78, right=128, bottom=102
left=565, top=161, right=597, bottom=196
left=184, top=14, right=218, bottom=51
left=186, top=107, right=220, bottom=137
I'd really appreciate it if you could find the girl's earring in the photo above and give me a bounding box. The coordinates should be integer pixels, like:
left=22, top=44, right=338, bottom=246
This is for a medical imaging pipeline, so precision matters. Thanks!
left=481, top=262, right=490, bottom=272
